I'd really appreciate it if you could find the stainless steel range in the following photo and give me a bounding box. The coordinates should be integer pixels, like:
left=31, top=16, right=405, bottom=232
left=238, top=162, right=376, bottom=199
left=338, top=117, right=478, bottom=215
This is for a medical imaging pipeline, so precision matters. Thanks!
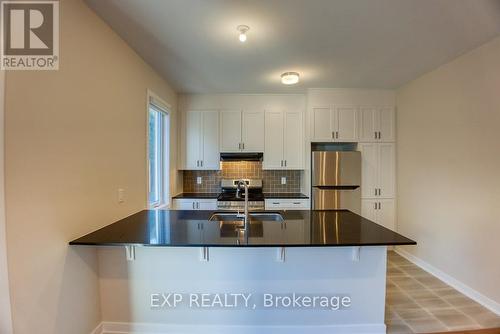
left=217, top=179, right=265, bottom=211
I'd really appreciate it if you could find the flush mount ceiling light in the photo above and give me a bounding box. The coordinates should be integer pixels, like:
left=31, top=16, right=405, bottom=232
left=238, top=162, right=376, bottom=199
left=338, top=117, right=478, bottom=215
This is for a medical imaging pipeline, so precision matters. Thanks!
left=281, top=72, right=300, bottom=85
left=237, top=25, right=249, bottom=42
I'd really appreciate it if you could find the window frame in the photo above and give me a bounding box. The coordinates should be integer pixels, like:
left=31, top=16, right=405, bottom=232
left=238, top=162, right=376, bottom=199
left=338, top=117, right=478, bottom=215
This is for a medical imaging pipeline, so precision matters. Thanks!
left=146, top=90, right=171, bottom=209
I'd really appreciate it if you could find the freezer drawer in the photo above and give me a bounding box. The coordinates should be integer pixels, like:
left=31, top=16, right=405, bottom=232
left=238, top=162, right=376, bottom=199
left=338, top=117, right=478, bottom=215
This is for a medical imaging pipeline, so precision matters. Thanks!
left=311, top=188, right=361, bottom=214
left=312, top=151, right=361, bottom=186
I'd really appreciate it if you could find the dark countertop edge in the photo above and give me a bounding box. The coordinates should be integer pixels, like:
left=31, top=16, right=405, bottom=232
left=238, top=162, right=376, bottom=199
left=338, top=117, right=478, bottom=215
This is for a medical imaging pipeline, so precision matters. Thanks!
left=69, top=242, right=416, bottom=247
left=172, top=192, right=310, bottom=199
left=172, top=193, right=219, bottom=199
left=263, top=193, right=309, bottom=199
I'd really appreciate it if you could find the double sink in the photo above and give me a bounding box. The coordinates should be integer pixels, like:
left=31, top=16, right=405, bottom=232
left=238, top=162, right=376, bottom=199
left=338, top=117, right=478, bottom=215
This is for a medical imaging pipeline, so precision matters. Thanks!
left=209, top=212, right=284, bottom=222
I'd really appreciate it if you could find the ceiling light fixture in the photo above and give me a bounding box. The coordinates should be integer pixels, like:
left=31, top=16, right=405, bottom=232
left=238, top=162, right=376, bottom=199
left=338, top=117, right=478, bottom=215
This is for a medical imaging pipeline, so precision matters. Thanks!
left=281, top=72, right=300, bottom=85
left=237, top=25, right=249, bottom=42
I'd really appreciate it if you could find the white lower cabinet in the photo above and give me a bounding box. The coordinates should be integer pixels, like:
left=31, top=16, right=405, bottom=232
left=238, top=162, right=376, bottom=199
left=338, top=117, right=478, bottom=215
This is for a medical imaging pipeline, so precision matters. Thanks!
left=172, top=199, right=217, bottom=210
left=265, top=199, right=309, bottom=210
left=361, top=199, right=395, bottom=230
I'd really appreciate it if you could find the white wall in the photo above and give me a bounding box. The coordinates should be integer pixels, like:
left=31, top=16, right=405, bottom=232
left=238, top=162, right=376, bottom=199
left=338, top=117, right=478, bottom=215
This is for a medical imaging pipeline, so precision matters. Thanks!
left=0, top=70, right=13, bottom=334
left=4, top=0, right=178, bottom=333
left=397, top=36, right=500, bottom=311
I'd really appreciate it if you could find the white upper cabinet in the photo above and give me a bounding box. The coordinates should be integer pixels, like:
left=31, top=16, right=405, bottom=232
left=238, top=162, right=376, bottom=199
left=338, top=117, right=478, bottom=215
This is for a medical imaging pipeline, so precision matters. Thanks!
left=311, top=105, right=358, bottom=142
left=264, top=111, right=304, bottom=169
left=184, top=111, right=202, bottom=170
left=358, top=142, right=395, bottom=199
left=220, top=110, right=264, bottom=152
left=379, top=107, right=396, bottom=142
left=263, top=111, right=284, bottom=169
left=241, top=110, right=265, bottom=152
left=359, top=106, right=395, bottom=142
left=335, top=105, right=358, bottom=141
left=220, top=110, right=242, bottom=152
left=182, top=110, right=220, bottom=170
left=312, top=107, right=332, bottom=142
left=201, top=111, right=220, bottom=169
left=283, top=111, right=304, bottom=168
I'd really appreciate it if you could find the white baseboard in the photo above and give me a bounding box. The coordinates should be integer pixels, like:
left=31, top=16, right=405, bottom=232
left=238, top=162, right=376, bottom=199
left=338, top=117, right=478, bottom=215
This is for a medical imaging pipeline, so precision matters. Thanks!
left=90, top=322, right=103, bottom=334
left=92, top=321, right=385, bottom=334
left=395, top=247, right=500, bottom=316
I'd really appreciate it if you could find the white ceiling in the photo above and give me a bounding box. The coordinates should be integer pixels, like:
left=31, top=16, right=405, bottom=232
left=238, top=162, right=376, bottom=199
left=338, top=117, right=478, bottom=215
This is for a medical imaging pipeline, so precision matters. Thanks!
left=85, top=0, right=500, bottom=93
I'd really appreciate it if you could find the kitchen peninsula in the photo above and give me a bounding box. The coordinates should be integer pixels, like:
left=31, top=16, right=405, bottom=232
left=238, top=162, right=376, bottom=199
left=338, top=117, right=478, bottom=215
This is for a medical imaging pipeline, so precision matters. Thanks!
left=71, top=209, right=415, bottom=334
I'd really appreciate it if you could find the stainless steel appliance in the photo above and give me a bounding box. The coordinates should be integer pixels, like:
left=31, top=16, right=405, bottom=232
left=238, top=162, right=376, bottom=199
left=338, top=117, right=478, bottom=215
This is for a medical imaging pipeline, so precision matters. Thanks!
left=217, top=179, right=265, bottom=211
left=311, top=151, right=361, bottom=213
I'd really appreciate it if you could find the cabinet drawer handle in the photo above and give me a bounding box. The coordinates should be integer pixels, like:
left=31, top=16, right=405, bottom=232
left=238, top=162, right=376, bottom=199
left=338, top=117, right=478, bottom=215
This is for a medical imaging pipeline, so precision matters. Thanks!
left=272, top=202, right=280, bottom=205
left=293, top=202, right=301, bottom=205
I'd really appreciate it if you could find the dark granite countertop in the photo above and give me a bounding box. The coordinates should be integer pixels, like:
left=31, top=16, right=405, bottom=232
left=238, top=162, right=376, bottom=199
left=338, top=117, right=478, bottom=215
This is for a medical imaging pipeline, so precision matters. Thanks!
left=264, top=193, right=309, bottom=199
left=69, top=210, right=416, bottom=247
left=172, top=193, right=219, bottom=199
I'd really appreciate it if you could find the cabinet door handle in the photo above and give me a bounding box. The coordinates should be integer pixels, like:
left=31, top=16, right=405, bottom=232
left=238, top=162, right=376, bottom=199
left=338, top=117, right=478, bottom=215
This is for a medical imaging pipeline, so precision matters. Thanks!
left=374, top=188, right=377, bottom=196
left=280, top=160, right=283, bottom=167
left=374, top=202, right=377, bottom=210
left=332, top=131, right=335, bottom=139
left=379, top=188, right=381, bottom=196
left=192, top=202, right=195, bottom=209
left=201, top=160, right=203, bottom=167
left=336, top=131, right=339, bottom=139
left=242, top=143, right=245, bottom=150
left=284, top=160, right=287, bottom=167
left=378, top=131, right=382, bottom=139
left=378, top=202, right=381, bottom=210
left=197, top=202, right=200, bottom=209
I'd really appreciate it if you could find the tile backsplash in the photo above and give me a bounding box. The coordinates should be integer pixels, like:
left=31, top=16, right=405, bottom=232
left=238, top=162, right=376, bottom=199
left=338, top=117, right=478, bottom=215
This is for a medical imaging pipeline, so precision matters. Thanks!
left=183, top=161, right=301, bottom=193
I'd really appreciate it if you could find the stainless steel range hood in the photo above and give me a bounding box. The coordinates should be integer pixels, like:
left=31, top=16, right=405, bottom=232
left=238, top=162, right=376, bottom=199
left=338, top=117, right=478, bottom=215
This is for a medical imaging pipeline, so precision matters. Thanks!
left=220, top=153, right=263, bottom=162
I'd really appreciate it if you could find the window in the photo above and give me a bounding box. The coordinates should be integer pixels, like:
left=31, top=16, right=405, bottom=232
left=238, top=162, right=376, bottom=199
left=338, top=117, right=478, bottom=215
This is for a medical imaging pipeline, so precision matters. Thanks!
left=148, top=94, right=170, bottom=208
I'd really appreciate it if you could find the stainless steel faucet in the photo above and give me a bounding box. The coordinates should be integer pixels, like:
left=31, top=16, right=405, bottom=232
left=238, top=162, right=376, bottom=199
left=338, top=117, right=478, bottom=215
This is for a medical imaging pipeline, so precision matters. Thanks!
left=236, top=179, right=249, bottom=230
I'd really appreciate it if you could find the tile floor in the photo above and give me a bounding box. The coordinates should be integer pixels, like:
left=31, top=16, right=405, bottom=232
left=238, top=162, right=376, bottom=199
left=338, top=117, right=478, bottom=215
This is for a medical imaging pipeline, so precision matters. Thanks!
left=386, top=251, right=500, bottom=333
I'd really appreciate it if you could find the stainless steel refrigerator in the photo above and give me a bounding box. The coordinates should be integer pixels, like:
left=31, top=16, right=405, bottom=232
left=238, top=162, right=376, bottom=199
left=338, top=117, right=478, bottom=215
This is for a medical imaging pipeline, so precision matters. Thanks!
left=311, top=151, right=361, bottom=214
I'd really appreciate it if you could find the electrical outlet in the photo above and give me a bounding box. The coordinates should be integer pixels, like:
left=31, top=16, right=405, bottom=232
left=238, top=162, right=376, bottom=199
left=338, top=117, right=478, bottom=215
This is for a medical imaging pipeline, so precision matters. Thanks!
left=196, top=176, right=202, bottom=185
left=281, top=177, right=287, bottom=185
left=118, top=188, right=125, bottom=203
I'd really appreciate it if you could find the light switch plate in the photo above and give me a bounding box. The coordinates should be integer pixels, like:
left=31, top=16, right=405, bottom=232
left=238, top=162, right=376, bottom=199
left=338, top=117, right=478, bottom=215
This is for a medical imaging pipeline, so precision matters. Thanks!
left=118, top=188, right=125, bottom=203
left=281, top=177, right=286, bottom=185
left=196, top=176, right=202, bottom=184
